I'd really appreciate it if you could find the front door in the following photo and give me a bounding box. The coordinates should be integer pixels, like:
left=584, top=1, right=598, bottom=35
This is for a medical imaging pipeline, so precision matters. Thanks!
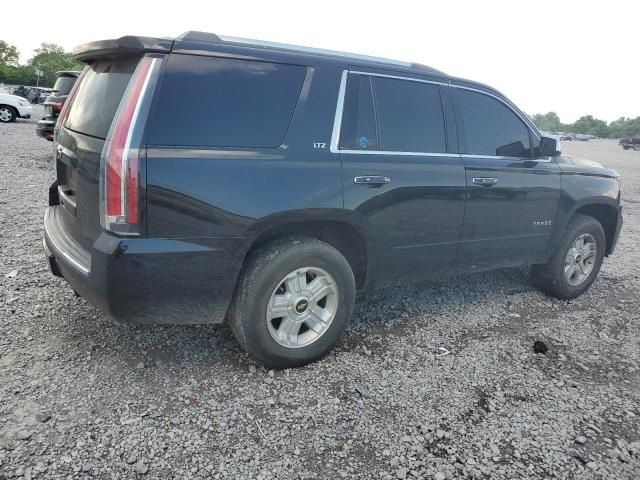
left=335, top=71, right=467, bottom=283
left=452, top=86, right=561, bottom=268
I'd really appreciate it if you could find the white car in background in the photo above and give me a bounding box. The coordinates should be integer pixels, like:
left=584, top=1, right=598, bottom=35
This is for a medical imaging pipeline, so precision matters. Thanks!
left=0, top=92, right=33, bottom=123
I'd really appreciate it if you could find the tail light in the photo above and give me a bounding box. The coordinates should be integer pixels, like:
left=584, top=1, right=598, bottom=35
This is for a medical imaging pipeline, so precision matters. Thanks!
left=53, top=102, right=64, bottom=113
left=100, top=55, right=163, bottom=236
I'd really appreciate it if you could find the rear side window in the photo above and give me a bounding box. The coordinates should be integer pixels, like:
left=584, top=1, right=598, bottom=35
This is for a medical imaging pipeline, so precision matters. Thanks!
left=147, top=55, right=306, bottom=148
left=455, top=89, right=532, bottom=158
left=339, top=75, right=378, bottom=150
left=372, top=76, right=446, bottom=153
left=52, top=75, right=78, bottom=95
left=65, top=58, right=138, bottom=139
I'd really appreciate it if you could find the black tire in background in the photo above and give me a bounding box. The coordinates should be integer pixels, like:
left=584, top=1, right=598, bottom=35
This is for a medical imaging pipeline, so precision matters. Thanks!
left=0, top=106, right=17, bottom=123
left=532, top=214, right=606, bottom=299
left=228, top=236, right=356, bottom=369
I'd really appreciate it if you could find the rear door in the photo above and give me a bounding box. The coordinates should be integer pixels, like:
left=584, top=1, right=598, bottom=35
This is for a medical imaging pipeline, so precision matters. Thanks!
left=55, top=57, right=139, bottom=250
left=336, top=71, right=466, bottom=283
left=452, top=86, right=561, bottom=267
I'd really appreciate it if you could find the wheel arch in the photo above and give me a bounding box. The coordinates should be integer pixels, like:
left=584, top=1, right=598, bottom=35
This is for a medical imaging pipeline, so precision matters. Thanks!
left=572, top=201, right=618, bottom=255
left=563, top=197, right=618, bottom=255
left=241, top=211, right=376, bottom=291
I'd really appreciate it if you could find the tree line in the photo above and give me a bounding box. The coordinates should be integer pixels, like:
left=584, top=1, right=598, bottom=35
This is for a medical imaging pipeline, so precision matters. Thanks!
left=530, top=112, right=639, bottom=139
left=0, top=40, right=82, bottom=88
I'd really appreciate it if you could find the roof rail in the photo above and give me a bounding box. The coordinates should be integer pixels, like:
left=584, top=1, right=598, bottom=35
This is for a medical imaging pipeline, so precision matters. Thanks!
left=178, top=31, right=443, bottom=74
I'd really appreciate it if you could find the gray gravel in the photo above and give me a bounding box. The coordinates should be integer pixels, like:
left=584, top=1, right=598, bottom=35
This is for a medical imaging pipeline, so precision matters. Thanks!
left=1, top=110, right=639, bottom=479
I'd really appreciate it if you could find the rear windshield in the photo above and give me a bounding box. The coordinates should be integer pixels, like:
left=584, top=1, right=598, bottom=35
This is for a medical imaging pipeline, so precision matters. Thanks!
left=65, top=58, right=138, bottom=139
left=52, top=74, right=79, bottom=95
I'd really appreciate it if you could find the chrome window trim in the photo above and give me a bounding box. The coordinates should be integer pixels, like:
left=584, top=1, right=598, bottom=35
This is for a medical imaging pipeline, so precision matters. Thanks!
left=329, top=70, right=348, bottom=153
left=329, top=69, right=451, bottom=156
left=460, top=154, right=553, bottom=163
left=341, top=150, right=457, bottom=157
left=349, top=70, right=449, bottom=87
left=329, top=70, right=544, bottom=158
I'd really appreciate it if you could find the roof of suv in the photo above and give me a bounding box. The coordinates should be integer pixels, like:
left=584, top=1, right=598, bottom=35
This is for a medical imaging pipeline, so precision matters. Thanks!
left=73, top=31, right=445, bottom=77
left=55, top=70, right=81, bottom=77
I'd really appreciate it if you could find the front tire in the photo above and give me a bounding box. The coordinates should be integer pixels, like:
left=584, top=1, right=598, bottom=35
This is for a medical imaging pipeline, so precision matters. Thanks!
left=532, top=215, right=606, bottom=299
left=0, top=106, right=17, bottom=123
left=228, top=237, right=356, bottom=369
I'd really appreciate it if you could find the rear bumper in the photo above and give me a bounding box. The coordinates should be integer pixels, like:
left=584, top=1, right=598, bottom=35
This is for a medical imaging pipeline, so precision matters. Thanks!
left=607, top=204, right=623, bottom=255
left=43, top=206, right=244, bottom=324
left=36, top=119, right=55, bottom=139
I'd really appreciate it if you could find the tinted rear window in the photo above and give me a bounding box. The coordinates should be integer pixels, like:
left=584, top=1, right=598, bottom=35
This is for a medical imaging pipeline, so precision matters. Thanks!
left=65, top=58, right=138, bottom=139
left=339, top=75, right=378, bottom=150
left=372, top=76, right=446, bottom=153
left=52, top=75, right=79, bottom=95
left=147, top=55, right=306, bottom=148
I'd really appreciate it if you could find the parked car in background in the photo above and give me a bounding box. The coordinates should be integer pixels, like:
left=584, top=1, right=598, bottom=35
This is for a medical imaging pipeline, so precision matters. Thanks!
left=576, top=134, right=591, bottom=141
left=44, top=32, right=623, bottom=368
left=13, top=85, right=31, bottom=98
left=619, top=136, right=640, bottom=150
left=0, top=91, right=32, bottom=123
left=560, top=133, right=574, bottom=141
left=36, top=71, right=81, bottom=141
left=27, top=87, right=52, bottom=104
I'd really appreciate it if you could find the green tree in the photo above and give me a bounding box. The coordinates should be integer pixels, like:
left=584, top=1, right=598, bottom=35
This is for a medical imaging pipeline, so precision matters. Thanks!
left=28, top=43, right=83, bottom=87
left=0, top=40, right=19, bottom=66
left=569, top=115, right=610, bottom=138
left=608, top=117, right=640, bottom=138
left=532, top=112, right=564, bottom=132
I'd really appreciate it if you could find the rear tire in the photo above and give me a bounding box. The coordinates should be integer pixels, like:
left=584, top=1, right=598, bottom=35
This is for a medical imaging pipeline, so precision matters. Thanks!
left=228, top=236, right=356, bottom=369
left=531, top=215, right=605, bottom=299
left=0, top=106, right=17, bottom=123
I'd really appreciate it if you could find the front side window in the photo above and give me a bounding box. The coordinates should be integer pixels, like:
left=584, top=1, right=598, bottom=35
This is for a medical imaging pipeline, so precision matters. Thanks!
left=455, top=89, right=532, bottom=158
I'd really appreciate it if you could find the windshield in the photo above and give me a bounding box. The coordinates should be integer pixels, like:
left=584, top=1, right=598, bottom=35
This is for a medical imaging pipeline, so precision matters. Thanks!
left=52, top=75, right=79, bottom=95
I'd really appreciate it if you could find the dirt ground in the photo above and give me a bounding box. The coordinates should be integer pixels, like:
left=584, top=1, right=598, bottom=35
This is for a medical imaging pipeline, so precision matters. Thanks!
left=0, top=111, right=638, bottom=479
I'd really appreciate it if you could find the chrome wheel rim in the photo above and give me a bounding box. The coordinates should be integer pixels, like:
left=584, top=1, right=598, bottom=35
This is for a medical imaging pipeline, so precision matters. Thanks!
left=564, top=233, right=597, bottom=286
left=0, top=108, right=12, bottom=122
left=266, top=267, right=339, bottom=349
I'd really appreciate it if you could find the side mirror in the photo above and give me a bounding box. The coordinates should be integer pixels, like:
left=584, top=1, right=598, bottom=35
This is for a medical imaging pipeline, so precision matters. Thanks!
left=539, top=136, right=561, bottom=157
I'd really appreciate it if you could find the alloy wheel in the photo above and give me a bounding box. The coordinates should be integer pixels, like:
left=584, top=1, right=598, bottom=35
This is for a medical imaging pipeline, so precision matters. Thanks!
left=564, top=233, right=597, bottom=286
left=266, top=267, right=339, bottom=348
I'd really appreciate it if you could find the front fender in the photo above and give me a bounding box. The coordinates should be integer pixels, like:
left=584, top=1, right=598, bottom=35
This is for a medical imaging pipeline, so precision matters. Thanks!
left=546, top=171, right=621, bottom=259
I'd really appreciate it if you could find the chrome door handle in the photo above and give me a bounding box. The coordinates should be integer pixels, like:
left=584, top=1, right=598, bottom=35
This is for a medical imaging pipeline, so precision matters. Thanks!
left=472, top=177, right=498, bottom=187
left=354, top=175, right=391, bottom=186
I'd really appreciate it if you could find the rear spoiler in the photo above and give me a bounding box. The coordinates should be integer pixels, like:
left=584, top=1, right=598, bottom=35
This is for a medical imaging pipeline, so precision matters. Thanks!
left=73, top=36, right=174, bottom=63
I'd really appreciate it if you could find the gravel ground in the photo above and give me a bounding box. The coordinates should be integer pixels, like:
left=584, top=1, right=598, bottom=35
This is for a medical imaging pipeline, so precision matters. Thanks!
left=1, top=110, right=639, bottom=479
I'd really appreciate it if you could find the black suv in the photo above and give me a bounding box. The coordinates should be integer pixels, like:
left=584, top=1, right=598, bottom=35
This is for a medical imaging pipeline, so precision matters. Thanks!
left=36, top=71, right=80, bottom=140
left=44, top=32, right=623, bottom=368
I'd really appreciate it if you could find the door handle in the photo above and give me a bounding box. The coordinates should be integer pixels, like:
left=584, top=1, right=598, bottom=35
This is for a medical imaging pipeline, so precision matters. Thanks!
left=354, top=175, right=391, bottom=187
left=472, top=177, right=498, bottom=187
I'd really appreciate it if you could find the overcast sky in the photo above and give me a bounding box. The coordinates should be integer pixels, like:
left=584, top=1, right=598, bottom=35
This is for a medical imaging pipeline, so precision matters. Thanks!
left=5, top=0, right=639, bottom=123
